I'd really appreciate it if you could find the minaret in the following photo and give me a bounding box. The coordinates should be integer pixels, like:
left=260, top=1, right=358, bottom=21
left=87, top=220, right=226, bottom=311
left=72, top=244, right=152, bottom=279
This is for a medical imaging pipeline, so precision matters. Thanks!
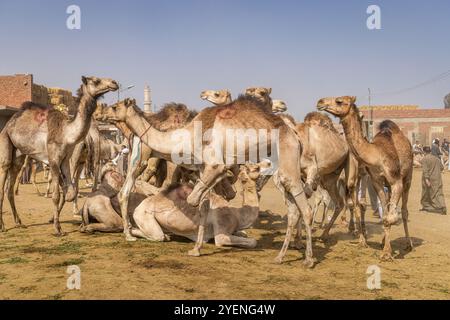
left=144, top=85, right=152, bottom=113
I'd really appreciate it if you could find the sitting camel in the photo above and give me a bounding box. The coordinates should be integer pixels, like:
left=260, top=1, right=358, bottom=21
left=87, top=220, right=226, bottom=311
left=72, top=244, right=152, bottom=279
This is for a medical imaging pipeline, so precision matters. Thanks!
left=130, top=161, right=269, bottom=248
left=80, top=163, right=125, bottom=233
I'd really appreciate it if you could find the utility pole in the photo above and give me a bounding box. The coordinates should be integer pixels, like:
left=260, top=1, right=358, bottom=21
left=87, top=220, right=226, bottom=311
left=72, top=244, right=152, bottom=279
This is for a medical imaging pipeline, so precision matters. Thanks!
left=368, top=88, right=373, bottom=140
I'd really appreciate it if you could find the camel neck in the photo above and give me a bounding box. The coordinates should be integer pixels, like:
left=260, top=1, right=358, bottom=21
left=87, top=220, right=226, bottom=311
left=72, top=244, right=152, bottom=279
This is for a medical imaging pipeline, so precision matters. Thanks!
left=125, top=109, right=183, bottom=158
left=239, top=182, right=260, bottom=229
left=64, top=94, right=96, bottom=145
left=340, top=106, right=376, bottom=166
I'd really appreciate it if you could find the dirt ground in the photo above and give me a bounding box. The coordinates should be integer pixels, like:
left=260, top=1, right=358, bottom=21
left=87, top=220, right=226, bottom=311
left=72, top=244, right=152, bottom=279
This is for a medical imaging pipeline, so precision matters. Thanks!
left=0, top=169, right=450, bottom=300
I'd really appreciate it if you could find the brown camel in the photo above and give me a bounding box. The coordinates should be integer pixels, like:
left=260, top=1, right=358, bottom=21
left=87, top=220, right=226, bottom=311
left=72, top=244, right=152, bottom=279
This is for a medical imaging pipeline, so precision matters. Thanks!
left=317, top=96, right=413, bottom=260
left=94, top=102, right=199, bottom=241
left=99, top=97, right=316, bottom=267
left=0, top=76, right=118, bottom=235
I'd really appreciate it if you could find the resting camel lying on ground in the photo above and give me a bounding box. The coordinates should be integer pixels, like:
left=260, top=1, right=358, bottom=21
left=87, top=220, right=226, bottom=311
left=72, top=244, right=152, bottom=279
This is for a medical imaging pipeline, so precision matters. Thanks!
left=130, top=161, right=270, bottom=248
left=80, top=163, right=125, bottom=233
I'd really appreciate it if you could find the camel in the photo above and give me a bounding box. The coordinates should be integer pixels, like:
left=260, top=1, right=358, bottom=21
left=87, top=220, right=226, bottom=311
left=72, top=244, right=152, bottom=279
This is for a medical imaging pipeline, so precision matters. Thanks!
left=94, top=102, right=200, bottom=241
left=80, top=163, right=124, bottom=233
left=131, top=161, right=269, bottom=247
left=98, top=97, right=316, bottom=267
left=200, top=90, right=232, bottom=106
left=272, top=100, right=287, bottom=113
left=0, top=76, right=118, bottom=235
left=295, top=112, right=365, bottom=244
left=317, top=96, right=413, bottom=260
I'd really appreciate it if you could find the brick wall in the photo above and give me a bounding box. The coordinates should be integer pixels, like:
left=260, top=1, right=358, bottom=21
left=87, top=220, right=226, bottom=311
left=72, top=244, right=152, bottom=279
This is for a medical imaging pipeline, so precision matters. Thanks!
left=0, top=74, right=33, bottom=108
left=361, top=109, right=450, bottom=145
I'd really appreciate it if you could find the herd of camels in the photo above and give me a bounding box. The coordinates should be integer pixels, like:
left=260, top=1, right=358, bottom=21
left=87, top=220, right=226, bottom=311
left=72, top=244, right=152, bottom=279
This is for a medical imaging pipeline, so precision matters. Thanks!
left=0, top=76, right=414, bottom=268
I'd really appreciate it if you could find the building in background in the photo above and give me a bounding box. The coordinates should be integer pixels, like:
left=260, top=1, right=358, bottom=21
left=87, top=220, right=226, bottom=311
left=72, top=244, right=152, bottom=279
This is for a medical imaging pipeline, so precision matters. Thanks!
left=0, top=74, right=76, bottom=129
left=360, top=105, right=450, bottom=145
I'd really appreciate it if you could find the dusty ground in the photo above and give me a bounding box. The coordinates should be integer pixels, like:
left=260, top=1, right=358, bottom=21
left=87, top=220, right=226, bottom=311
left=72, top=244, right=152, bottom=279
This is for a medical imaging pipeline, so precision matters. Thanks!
left=0, top=169, right=450, bottom=300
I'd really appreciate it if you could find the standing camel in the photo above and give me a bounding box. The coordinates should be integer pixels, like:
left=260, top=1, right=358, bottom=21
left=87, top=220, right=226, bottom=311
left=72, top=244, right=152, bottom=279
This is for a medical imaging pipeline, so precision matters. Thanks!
left=0, top=76, right=118, bottom=235
left=317, top=96, right=413, bottom=260
left=99, top=97, right=316, bottom=267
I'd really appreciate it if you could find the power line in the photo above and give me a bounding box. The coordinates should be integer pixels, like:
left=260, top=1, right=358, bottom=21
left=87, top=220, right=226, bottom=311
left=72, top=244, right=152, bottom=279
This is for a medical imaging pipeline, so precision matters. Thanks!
left=357, top=69, right=450, bottom=100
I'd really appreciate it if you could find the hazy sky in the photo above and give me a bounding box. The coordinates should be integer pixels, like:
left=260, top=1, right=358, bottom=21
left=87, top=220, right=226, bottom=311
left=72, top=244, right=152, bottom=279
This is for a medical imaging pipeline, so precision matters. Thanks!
left=0, top=0, right=449, bottom=119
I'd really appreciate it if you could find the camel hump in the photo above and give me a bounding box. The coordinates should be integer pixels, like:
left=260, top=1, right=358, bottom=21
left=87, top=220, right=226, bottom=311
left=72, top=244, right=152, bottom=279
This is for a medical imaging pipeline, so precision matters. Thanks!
left=378, top=120, right=400, bottom=134
left=20, top=101, right=51, bottom=111
left=304, top=111, right=337, bottom=132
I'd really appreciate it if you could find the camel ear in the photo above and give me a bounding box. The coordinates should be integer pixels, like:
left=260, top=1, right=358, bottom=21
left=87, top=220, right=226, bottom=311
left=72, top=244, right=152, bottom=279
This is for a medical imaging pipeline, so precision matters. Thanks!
left=336, top=97, right=344, bottom=104
left=350, top=96, right=357, bottom=104
left=132, top=99, right=136, bottom=105
left=267, top=88, right=272, bottom=95
left=82, top=76, right=88, bottom=85
left=124, top=98, right=129, bottom=105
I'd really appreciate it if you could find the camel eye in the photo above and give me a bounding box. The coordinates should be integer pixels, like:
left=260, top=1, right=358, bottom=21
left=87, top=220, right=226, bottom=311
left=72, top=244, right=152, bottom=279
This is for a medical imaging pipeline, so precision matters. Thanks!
left=214, top=93, right=220, bottom=97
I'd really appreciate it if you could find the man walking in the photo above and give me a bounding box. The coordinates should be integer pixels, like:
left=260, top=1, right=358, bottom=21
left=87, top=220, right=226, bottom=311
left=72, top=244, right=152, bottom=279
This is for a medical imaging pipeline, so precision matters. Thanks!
left=421, top=146, right=447, bottom=214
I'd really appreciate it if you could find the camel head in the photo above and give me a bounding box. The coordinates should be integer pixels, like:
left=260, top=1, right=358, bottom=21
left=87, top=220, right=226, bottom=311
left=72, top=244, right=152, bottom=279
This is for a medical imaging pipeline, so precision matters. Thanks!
left=316, top=96, right=357, bottom=118
left=272, top=99, right=287, bottom=113
left=200, top=90, right=232, bottom=106
left=81, top=76, right=119, bottom=99
left=99, top=162, right=124, bottom=196
left=101, top=98, right=137, bottom=123
left=245, top=87, right=272, bottom=102
left=239, top=160, right=272, bottom=188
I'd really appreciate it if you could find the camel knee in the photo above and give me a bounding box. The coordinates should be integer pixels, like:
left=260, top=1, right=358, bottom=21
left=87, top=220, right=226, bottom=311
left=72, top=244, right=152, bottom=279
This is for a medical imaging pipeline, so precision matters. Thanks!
left=214, top=234, right=230, bottom=247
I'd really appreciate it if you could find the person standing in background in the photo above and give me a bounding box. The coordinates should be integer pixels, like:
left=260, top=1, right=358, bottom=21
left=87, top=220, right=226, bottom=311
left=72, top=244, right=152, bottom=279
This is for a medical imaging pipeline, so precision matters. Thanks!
left=420, top=146, right=447, bottom=215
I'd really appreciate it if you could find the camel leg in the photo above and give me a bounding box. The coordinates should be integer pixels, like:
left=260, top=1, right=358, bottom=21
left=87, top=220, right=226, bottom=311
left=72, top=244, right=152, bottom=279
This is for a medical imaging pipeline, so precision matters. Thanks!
left=49, top=163, right=65, bottom=236
left=6, top=154, right=26, bottom=228
left=350, top=180, right=367, bottom=247
left=188, top=198, right=210, bottom=257
left=214, top=233, right=257, bottom=248
left=370, top=178, right=394, bottom=260
left=401, top=177, right=413, bottom=250
left=83, top=223, right=123, bottom=233
left=30, top=161, right=42, bottom=196
left=0, top=135, right=13, bottom=232
left=320, top=174, right=345, bottom=241
left=71, top=163, right=84, bottom=215
left=45, top=172, right=52, bottom=198
left=14, top=155, right=29, bottom=196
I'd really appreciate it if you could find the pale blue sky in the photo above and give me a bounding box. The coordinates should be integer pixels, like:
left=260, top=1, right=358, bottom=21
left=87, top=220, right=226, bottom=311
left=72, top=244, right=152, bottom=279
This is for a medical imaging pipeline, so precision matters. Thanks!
left=0, top=0, right=449, bottom=119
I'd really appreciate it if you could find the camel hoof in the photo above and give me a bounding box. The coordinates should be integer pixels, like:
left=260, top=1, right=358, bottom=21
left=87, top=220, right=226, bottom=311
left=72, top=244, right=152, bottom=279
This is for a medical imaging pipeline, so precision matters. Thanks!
left=125, top=234, right=137, bottom=242
left=53, top=232, right=67, bottom=237
left=380, top=252, right=394, bottom=262
left=303, top=258, right=315, bottom=269
left=273, top=256, right=283, bottom=264
left=188, top=249, right=201, bottom=257
left=358, top=240, right=369, bottom=248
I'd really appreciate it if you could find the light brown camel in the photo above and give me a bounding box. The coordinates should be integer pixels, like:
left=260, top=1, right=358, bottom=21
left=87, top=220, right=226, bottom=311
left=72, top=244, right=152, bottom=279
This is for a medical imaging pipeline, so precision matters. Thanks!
left=80, top=163, right=124, bottom=233
left=272, top=100, right=288, bottom=113
left=295, top=112, right=364, bottom=245
left=0, top=76, right=118, bottom=235
left=131, top=161, right=269, bottom=247
left=94, top=102, right=200, bottom=241
left=200, top=90, right=232, bottom=105
left=317, top=96, right=413, bottom=260
left=99, top=97, right=316, bottom=267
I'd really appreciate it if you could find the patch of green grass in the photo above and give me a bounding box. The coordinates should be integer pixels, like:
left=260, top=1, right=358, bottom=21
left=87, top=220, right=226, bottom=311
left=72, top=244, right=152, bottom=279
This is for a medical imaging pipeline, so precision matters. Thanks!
left=46, top=293, right=64, bottom=300
left=18, top=286, right=37, bottom=294
left=381, top=280, right=399, bottom=289
left=48, top=258, right=84, bottom=268
left=22, top=241, right=86, bottom=255
left=0, top=257, right=28, bottom=264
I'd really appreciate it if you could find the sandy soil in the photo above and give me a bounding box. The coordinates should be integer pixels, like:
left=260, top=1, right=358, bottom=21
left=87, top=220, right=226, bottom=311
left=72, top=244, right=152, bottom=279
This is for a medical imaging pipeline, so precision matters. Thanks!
left=0, top=169, right=449, bottom=300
